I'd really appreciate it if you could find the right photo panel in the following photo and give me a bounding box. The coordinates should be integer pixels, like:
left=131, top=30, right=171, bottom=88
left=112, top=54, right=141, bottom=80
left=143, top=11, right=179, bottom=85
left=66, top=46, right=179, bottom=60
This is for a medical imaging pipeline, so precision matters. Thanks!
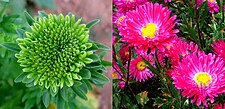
left=112, top=0, right=225, bottom=108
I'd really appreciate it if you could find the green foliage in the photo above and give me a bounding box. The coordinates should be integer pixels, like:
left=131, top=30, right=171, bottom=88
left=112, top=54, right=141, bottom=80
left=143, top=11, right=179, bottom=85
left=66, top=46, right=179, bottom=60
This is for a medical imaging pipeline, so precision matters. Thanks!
left=0, top=2, right=110, bottom=109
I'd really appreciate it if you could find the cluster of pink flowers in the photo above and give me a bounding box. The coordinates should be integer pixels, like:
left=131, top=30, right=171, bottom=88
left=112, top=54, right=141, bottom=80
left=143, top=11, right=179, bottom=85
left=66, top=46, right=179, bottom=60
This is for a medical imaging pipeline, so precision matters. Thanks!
left=113, top=0, right=225, bottom=107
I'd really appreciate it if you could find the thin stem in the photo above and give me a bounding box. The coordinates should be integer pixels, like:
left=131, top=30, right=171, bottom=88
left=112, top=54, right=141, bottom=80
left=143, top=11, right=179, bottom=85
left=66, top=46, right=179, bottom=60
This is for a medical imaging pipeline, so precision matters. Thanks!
left=195, top=0, right=204, bottom=49
left=222, top=0, right=224, bottom=23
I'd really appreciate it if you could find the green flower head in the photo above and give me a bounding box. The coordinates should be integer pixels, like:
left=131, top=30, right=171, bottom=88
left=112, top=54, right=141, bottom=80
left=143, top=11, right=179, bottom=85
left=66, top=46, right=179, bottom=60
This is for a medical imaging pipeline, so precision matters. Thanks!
left=15, top=14, right=95, bottom=94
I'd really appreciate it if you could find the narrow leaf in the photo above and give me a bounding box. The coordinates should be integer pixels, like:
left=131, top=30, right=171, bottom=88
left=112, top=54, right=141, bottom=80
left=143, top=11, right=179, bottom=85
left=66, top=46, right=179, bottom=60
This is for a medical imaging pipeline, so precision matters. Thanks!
left=42, top=92, right=50, bottom=108
left=14, top=72, right=27, bottom=83
left=86, top=19, right=100, bottom=28
left=93, top=42, right=110, bottom=50
left=91, top=71, right=109, bottom=83
left=0, top=42, right=20, bottom=52
left=71, top=86, right=87, bottom=100
left=24, top=11, right=35, bottom=25
left=87, top=54, right=100, bottom=62
left=38, top=11, right=48, bottom=18
left=16, top=28, right=26, bottom=38
left=79, top=68, right=91, bottom=79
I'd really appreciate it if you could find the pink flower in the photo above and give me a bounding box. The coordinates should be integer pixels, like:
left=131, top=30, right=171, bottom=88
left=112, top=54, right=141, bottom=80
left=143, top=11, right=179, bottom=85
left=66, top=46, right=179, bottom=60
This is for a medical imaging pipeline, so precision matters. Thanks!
left=172, top=51, right=225, bottom=107
left=113, top=12, right=126, bottom=27
left=196, top=0, right=220, bottom=13
left=168, top=41, right=199, bottom=67
left=130, top=54, right=154, bottom=82
left=119, top=2, right=179, bottom=55
left=208, top=0, right=220, bottom=14
left=118, top=81, right=126, bottom=89
left=119, top=45, right=130, bottom=64
left=211, top=40, right=225, bottom=60
left=213, top=103, right=225, bottom=109
left=113, top=0, right=148, bottom=14
left=164, top=0, right=172, bottom=2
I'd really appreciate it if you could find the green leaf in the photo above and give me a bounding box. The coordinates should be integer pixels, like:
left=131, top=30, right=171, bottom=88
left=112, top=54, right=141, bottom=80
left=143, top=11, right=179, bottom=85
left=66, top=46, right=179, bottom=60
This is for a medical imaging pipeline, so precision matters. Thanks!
left=91, top=71, right=109, bottom=83
left=80, top=81, right=88, bottom=93
left=79, top=68, right=91, bottom=79
left=93, top=42, right=110, bottom=50
left=71, top=86, right=87, bottom=100
left=38, top=11, right=48, bottom=18
left=24, top=11, right=35, bottom=26
left=94, top=84, right=104, bottom=89
left=98, top=51, right=107, bottom=59
left=60, top=88, right=67, bottom=101
left=0, top=42, right=20, bottom=52
left=101, top=60, right=111, bottom=66
left=22, top=77, right=35, bottom=84
left=24, top=98, right=35, bottom=109
left=57, top=94, right=65, bottom=109
left=87, top=54, right=100, bottom=62
left=42, top=92, right=50, bottom=108
left=73, top=81, right=83, bottom=87
left=86, top=19, right=100, bottom=28
left=83, top=80, right=93, bottom=90
left=16, top=28, right=26, bottom=38
left=14, top=72, right=27, bottom=83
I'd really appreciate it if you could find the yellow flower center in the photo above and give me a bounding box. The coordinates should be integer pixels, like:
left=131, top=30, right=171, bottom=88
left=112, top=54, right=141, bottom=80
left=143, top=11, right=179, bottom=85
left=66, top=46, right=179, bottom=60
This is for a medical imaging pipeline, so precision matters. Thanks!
left=136, top=61, right=146, bottom=71
left=208, top=0, right=215, bottom=3
left=141, top=23, right=157, bottom=39
left=112, top=72, right=118, bottom=79
left=166, top=44, right=173, bottom=50
left=125, top=51, right=129, bottom=56
left=193, top=72, right=212, bottom=88
left=126, top=0, right=134, bottom=2
left=117, top=16, right=125, bottom=26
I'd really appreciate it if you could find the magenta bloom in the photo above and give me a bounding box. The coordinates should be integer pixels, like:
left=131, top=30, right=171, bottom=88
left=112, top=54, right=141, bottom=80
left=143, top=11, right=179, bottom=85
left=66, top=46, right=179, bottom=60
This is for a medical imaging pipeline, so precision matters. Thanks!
left=119, top=45, right=130, bottom=64
left=212, top=40, right=225, bottom=60
left=172, top=51, right=225, bottom=107
left=164, top=0, right=172, bottom=2
left=130, top=55, right=154, bottom=82
left=119, top=2, right=179, bottom=55
left=196, top=0, right=219, bottom=13
left=168, top=41, right=199, bottom=67
left=113, top=12, right=126, bottom=27
left=113, top=0, right=148, bottom=14
left=208, top=0, right=220, bottom=14
left=118, top=81, right=126, bottom=90
left=213, top=103, right=225, bottom=109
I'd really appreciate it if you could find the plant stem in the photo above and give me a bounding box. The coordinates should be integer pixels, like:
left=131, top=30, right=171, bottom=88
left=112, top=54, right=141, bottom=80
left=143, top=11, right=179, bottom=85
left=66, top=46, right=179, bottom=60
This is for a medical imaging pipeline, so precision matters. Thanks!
left=195, top=0, right=204, bottom=49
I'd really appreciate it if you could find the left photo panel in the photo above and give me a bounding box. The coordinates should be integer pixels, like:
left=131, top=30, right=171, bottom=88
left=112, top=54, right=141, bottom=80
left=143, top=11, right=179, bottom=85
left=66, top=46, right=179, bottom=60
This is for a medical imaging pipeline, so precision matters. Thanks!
left=0, top=0, right=112, bottom=109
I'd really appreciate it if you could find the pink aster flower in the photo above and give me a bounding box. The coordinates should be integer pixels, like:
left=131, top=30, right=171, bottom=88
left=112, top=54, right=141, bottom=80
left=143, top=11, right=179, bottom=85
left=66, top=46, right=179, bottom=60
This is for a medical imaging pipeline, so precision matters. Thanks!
left=164, top=0, right=172, bottom=2
left=196, top=0, right=219, bottom=13
left=113, top=0, right=148, bottom=14
left=119, top=45, right=130, bottom=64
left=213, top=103, right=225, bottom=109
left=113, top=12, right=126, bottom=27
left=130, top=55, right=154, bottom=82
left=211, top=40, right=225, bottom=60
left=196, top=0, right=204, bottom=9
left=172, top=51, right=225, bottom=107
left=168, top=41, right=199, bottom=67
left=118, top=81, right=126, bottom=90
left=208, top=0, right=220, bottom=14
left=119, top=2, right=179, bottom=55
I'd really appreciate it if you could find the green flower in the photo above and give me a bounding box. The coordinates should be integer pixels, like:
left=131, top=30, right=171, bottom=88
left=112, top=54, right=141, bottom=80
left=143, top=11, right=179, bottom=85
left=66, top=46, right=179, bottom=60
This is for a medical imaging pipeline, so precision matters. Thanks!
left=15, top=14, right=95, bottom=95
